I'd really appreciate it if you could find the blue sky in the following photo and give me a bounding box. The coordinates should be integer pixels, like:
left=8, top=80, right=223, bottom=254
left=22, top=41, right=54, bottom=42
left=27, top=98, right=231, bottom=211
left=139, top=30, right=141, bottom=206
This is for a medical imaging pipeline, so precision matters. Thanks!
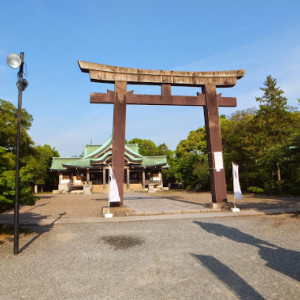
left=1, top=0, right=299, bottom=157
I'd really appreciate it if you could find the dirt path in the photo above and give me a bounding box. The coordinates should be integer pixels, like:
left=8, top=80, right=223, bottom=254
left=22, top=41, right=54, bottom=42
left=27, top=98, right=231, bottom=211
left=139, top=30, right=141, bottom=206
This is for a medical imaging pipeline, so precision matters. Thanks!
left=151, top=190, right=300, bottom=210
left=1, top=190, right=299, bottom=224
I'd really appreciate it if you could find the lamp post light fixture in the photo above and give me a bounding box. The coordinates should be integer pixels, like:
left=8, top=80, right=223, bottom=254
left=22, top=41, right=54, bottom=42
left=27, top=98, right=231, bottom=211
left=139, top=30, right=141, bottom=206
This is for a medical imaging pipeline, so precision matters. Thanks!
left=6, top=52, right=28, bottom=254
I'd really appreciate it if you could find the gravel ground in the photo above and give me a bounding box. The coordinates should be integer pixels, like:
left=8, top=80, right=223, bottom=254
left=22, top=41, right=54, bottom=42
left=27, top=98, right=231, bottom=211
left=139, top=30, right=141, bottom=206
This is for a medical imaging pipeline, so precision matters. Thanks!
left=0, top=214, right=299, bottom=299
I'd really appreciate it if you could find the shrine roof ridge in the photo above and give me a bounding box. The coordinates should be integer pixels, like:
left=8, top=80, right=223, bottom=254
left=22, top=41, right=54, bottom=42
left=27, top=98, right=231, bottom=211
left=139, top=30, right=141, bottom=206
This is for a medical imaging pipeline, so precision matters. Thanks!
left=78, top=60, right=246, bottom=87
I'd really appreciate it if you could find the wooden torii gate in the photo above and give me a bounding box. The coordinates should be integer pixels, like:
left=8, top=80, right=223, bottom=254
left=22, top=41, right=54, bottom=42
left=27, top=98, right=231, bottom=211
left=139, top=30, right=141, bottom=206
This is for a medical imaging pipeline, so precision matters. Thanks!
left=78, top=61, right=245, bottom=205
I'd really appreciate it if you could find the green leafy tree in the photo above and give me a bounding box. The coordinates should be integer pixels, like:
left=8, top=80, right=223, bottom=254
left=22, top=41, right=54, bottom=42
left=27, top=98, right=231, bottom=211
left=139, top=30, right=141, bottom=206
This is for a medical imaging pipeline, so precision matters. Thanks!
left=220, top=76, right=299, bottom=194
left=254, top=76, right=295, bottom=152
left=165, top=127, right=210, bottom=190
left=0, top=147, right=15, bottom=211
left=0, top=100, right=37, bottom=211
left=128, top=138, right=173, bottom=158
left=221, top=109, right=259, bottom=189
left=253, top=76, right=299, bottom=192
left=0, top=149, right=38, bottom=212
left=0, top=99, right=60, bottom=211
left=33, top=145, right=60, bottom=192
left=0, top=99, right=34, bottom=153
left=169, top=75, right=299, bottom=194
left=128, top=138, right=159, bottom=156
left=176, top=127, right=207, bottom=158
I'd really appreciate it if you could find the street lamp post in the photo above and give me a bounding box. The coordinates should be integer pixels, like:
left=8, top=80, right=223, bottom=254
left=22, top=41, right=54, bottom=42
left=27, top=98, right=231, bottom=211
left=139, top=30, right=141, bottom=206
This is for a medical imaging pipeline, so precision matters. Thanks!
left=6, top=52, right=28, bottom=254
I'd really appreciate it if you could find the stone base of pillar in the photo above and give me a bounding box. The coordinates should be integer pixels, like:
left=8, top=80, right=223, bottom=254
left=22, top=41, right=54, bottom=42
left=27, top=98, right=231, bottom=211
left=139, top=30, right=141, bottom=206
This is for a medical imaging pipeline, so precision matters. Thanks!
left=83, top=183, right=92, bottom=194
left=148, top=183, right=157, bottom=193
left=102, top=205, right=132, bottom=217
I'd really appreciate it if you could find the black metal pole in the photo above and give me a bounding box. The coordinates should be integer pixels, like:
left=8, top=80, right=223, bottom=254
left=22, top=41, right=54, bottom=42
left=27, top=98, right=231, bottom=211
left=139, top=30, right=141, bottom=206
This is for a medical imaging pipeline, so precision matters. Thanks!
left=14, top=52, right=24, bottom=255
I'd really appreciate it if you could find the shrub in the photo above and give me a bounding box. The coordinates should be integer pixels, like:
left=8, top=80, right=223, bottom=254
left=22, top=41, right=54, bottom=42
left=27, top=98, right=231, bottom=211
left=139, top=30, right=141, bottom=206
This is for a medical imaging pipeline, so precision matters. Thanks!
left=247, top=186, right=264, bottom=194
left=289, top=186, right=300, bottom=195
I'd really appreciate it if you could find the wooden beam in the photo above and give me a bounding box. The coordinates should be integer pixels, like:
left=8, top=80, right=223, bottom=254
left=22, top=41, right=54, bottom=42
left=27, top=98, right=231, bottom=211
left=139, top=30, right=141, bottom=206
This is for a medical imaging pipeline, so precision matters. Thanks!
left=78, top=60, right=246, bottom=88
left=90, top=91, right=237, bottom=107
left=161, top=84, right=171, bottom=96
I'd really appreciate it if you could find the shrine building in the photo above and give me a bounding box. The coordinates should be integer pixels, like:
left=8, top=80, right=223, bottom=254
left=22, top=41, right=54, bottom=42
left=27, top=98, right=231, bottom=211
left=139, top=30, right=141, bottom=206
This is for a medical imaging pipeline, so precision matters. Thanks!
left=50, top=137, right=169, bottom=193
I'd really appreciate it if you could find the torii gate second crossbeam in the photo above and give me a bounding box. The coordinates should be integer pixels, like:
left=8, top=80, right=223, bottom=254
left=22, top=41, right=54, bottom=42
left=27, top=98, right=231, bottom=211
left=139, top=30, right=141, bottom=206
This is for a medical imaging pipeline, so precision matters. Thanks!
left=78, top=61, right=245, bottom=205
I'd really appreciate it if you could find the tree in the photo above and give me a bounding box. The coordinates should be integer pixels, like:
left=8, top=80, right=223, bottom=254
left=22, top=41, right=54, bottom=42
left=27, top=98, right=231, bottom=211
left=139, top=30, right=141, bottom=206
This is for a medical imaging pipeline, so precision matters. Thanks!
left=221, top=109, right=259, bottom=189
left=253, top=75, right=299, bottom=192
left=33, top=145, right=60, bottom=192
left=0, top=99, right=34, bottom=153
left=0, top=148, right=37, bottom=212
left=0, top=99, right=60, bottom=212
left=220, top=76, right=299, bottom=194
left=128, top=138, right=159, bottom=156
left=254, top=75, right=295, bottom=152
left=128, top=138, right=173, bottom=158
left=176, top=127, right=207, bottom=158
left=256, top=75, right=288, bottom=110
left=165, top=127, right=210, bottom=190
left=166, top=76, right=299, bottom=194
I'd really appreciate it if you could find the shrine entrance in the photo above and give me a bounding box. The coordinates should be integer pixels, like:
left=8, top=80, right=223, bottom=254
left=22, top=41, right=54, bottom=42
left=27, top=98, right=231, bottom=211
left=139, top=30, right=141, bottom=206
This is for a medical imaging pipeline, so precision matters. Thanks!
left=78, top=60, right=245, bottom=205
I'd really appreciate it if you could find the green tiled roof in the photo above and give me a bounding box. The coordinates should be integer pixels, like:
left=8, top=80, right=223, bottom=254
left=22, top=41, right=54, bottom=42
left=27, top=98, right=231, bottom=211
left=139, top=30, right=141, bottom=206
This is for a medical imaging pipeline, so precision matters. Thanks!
left=141, top=156, right=168, bottom=167
left=83, top=145, right=102, bottom=157
left=126, top=144, right=139, bottom=153
left=50, top=157, right=79, bottom=170
left=85, top=137, right=112, bottom=158
left=51, top=137, right=168, bottom=170
left=63, top=158, right=92, bottom=169
left=125, top=144, right=143, bottom=158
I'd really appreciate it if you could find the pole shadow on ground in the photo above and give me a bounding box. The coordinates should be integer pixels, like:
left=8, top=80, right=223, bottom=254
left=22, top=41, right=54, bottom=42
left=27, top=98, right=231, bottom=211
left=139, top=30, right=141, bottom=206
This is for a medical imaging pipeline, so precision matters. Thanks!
left=18, top=212, right=66, bottom=253
left=191, top=254, right=264, bottom=299
left=194, top=221, right=300, bottom=281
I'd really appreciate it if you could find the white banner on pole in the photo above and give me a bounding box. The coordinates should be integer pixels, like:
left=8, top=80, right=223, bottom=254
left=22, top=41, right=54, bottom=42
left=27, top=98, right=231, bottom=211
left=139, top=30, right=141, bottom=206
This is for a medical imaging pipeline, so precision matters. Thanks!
left=232, top=163, right=242, bottom=200
left=109, top=166, right=120, bottom=203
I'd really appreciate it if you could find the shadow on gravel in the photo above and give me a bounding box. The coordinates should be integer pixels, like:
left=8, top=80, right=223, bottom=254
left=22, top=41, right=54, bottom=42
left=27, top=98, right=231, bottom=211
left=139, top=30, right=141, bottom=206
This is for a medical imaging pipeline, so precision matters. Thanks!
left=23, top=202, right=50, bottom=213
left=192, top=254, right=264, bottom=299
left=18, top=212, right=66, bottom=253
left=38, top=195, right=55, bottom=199
left=91, top=198, right=108, bottom=201
left=125, top=196, right=157, bottom=200
left=153, top=196, right=205, bottom=206
left=195, top=221, right=300, bottom=281
left=237, top=200, right=300, bottom=211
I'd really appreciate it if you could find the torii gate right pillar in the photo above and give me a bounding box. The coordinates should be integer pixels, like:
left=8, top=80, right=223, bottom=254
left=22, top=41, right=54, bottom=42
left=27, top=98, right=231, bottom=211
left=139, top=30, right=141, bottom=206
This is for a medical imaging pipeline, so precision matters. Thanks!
left=204, top=82, right=227, bottom=203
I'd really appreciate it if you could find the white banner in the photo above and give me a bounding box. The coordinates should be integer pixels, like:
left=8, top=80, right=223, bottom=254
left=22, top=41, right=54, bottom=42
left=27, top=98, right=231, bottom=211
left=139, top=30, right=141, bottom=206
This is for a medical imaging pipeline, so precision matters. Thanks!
left=232, top=163, right=242, bottom=200
left=109, top=166, right=120, bottom=203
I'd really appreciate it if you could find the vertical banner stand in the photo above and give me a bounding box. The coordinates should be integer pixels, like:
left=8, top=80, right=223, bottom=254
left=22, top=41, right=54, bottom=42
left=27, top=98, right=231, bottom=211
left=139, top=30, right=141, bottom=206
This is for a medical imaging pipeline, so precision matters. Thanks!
left=105, top=166, right=120, bottom=218
left=231, top=195, right=240, bottom=212
left=231, top=162, right=241, bottom=213
left=105, top=201, right=113, bottom=218
left=105, top=167, right=113, bottom=218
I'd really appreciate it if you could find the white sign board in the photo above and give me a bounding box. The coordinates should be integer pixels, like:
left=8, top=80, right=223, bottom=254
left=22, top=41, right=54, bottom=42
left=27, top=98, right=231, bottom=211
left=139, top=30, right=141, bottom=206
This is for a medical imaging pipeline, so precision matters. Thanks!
left=214, top=152, right=224, bottom=172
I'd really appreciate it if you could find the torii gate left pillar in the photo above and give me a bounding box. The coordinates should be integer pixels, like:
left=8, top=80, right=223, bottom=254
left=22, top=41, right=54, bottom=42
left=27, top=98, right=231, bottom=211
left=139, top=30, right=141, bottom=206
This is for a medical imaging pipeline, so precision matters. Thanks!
left=111, top=81, right=127, bottom=205
left=79, top=61, right=245, bottom=205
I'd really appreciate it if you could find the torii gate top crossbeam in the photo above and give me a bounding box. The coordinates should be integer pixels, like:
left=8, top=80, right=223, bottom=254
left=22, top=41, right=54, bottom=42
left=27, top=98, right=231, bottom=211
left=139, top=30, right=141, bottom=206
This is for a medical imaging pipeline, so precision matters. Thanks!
left=78, top=61, right=245, bottom=88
